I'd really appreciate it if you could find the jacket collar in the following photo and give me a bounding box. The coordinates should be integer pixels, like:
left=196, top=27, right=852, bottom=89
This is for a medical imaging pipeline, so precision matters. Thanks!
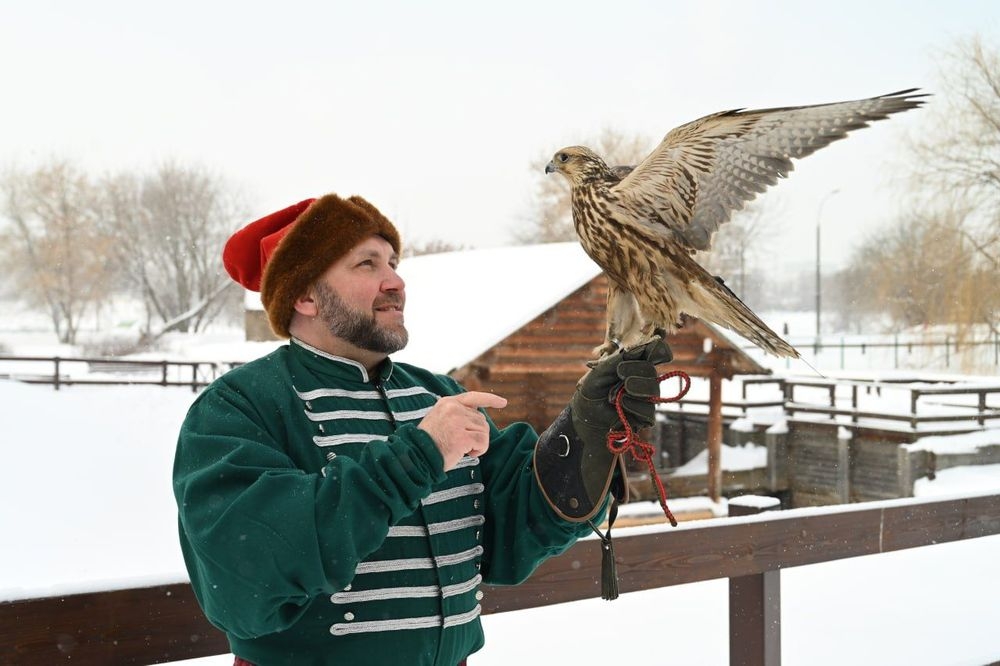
left=290, top=337, right=394, bottom=384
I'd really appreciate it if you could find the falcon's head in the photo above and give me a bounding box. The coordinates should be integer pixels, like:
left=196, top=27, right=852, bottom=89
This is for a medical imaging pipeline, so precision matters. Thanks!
left=545, top=146, right=611, bottom=185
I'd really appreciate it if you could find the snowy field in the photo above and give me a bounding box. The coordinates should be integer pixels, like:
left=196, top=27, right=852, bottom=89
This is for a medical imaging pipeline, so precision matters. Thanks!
left=2, top=307, right=1000, bottom=665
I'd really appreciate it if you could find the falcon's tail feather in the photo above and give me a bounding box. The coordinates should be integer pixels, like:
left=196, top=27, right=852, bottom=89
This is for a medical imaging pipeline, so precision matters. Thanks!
left=694, top=276, right=800, bottom=359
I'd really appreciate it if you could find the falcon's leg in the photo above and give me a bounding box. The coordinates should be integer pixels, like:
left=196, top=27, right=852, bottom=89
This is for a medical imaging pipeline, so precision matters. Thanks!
left=593, top=282, right=644, bottom=360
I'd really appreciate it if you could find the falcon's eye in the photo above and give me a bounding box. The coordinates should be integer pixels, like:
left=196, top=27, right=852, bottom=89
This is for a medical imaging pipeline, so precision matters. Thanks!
left=557, top=153, right=569, bottom=163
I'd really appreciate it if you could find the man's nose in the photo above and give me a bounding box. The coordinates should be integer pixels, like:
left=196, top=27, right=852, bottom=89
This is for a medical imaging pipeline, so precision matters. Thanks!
left=384, top=267, right=405, bottom=292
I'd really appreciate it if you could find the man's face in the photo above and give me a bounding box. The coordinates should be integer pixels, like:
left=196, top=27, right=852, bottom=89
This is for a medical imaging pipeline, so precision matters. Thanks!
left=312, top=235, right=408, bottom=355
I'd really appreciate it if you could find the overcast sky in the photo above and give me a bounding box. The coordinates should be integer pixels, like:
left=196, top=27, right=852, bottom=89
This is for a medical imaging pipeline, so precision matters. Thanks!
left=3, top=1, right=999, bottom=274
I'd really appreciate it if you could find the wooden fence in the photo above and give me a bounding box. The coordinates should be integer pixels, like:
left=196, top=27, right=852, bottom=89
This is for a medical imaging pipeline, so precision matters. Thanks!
left=4, top=357, right=999, bottom=430
left=0, top=355, right=241, bottom=392
left=721, top=375, right=1000, bottom=430
left=742, top=333, right=1000, bottom=369
left=3, top=492, right=999, bottom=666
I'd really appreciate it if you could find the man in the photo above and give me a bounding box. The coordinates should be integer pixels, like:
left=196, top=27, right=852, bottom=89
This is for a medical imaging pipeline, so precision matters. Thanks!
left=173, top=194, right=671, bottom=666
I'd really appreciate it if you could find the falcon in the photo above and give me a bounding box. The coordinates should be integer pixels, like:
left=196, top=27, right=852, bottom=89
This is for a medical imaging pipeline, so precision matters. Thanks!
left=545, top=89, right=927, bottom=360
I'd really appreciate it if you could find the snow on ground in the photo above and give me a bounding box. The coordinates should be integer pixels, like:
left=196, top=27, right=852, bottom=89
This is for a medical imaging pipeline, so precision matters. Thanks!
left=672, top=442, right=768, bottom=476
left=0, top=381, right=194, bottom=601
left=915, top=464, right=1000, bottom=497
left=904, top=428, right=1000, bottom=455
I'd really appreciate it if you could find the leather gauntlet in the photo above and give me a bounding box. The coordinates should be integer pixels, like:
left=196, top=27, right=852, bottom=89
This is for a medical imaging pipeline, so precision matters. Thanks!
left=533, top=337, right=673, bottom=522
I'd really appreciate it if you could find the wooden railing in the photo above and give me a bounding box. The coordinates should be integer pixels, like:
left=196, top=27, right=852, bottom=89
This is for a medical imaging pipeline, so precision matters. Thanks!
left=3, top=492, right=998, bottom=666
left=674, top=374, right=1000, bottom=430
left=741, top=333, right=1000, bottom=370
left=4, top=358, right=998, bottom=429
left=0, top=355, right=242, bottom=392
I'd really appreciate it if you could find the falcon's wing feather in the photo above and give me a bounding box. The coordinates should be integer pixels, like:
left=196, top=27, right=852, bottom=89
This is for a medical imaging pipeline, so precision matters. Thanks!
left=612, top=89, right=928, bottom=251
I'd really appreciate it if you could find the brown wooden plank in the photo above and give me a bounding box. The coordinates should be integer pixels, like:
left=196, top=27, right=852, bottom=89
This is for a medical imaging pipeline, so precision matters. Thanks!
left=729, top=571, right=781, bottom=666
left=881, top=493, right=1000, bottom=549
left=0, top=583, right=227, bottom=665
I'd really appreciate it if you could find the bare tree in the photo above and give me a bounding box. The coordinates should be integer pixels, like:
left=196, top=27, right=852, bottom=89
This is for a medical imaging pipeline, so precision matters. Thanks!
left=836, top=206, right=996, bottom=336
left=910, top=37, right=1000, bottom=239
left=0, top=161, right=114, bottom=344
left=513, top=128, right=650, bottom=244
left=406, top=239, right=469, bottom=257
left=101, top=163, right=245, bottom=339
left=897, top=35, right=1000, bottom=335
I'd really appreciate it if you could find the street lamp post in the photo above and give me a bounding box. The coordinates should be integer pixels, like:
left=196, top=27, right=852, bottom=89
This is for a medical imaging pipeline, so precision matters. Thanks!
left=815, top=189, right=840, bottom=339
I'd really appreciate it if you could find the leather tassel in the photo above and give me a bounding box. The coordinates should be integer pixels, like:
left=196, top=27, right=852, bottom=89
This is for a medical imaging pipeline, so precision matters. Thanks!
left=600, top=531, right=619, bottom=600
left=590, top=495, right=620, bottom=601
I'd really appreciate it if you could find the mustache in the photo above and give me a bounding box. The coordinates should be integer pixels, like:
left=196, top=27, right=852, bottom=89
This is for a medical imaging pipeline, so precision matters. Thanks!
left=373, top=295, right=404, bottom=310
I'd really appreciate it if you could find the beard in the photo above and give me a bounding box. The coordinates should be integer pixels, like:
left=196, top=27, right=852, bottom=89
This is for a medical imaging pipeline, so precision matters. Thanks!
left=313, top=282, right=408, bottom=355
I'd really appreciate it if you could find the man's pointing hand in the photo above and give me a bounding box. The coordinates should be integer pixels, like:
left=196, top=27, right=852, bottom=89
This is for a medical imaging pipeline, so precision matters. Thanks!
left=419, top=392, right=508, bottom=471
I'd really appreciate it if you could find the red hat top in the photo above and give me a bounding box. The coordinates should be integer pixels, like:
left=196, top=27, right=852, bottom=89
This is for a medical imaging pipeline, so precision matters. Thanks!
left=222, top=198, right=316, bottom=292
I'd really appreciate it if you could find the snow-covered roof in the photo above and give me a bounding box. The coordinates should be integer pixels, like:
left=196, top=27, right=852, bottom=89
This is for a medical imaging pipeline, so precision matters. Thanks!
left=395, top=243, right=602, bottom=372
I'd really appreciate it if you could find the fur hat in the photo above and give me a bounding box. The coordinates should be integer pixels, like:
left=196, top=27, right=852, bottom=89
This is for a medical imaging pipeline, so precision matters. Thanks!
left=222, top=194, right=401, bottom=338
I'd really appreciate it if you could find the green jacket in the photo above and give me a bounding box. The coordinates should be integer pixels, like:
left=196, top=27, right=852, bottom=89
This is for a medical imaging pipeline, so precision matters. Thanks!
left=174, top=339, right=589, bottom=666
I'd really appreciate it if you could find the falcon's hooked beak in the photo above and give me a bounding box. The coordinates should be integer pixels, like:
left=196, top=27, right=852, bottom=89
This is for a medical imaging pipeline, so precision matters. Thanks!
left=544, top=161, right=558, bottom=174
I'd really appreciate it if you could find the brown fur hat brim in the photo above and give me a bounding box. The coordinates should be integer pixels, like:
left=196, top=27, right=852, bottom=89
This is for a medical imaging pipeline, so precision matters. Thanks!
left=260, top=194, right=401, bottom=338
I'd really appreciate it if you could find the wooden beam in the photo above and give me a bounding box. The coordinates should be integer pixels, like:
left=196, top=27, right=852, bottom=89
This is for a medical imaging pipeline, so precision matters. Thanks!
left=0, top=583, right=227, bottom=665
left=729, top=498, right=782, bottom=666
left=708, top=371, right=723, bottom=502
left=730, top=570, right=781, bottom=666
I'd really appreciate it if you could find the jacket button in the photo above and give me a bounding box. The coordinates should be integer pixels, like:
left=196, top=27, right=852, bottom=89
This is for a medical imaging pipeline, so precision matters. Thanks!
left=327, top=452, right=337, bottom=461
left=475, top=530, right=481, bottom=540
left=473, top=499, right=480, bottom=510
left=470, top=470, right=476, bottom=480
left=344, top=612, right=355, bottom=621
left=318, top=423, right=325, bottom=433
left=343, top=584, right=352, bottom=591
left=306, top=401, right=313, bottom=410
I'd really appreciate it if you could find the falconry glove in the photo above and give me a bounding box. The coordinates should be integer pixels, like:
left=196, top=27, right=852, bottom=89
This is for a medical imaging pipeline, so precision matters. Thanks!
left=533, top=336, right=673, bottom=523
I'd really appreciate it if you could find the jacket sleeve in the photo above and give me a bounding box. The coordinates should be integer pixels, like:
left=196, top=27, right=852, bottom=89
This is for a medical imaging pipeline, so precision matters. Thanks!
left=172, top=380, right=446, bottom=640
left=471, top=401, right=599, bottom=585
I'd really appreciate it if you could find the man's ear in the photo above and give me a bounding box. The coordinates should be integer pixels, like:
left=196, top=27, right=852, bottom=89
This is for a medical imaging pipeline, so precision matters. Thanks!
left=293, top=288, right=319, bottom=317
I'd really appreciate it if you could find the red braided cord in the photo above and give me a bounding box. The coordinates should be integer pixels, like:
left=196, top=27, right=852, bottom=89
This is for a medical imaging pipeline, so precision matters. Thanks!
left=607, top=370, right=691, bottom=527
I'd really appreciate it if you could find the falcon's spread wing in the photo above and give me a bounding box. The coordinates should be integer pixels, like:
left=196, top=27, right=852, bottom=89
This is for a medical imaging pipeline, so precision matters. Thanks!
left=545, top=88, right=927, bottom=360
left=612, top=89, right=928, bottom=251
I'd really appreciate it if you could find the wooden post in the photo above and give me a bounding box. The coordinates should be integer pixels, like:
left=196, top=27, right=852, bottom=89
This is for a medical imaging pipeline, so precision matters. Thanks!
left=730, top=567, right=781, bottom=666
left=836, top=427, right=851, bottom=503
left=729, top=496, right=781, bottom=666
left=708, top=371, right=723, bottom=503
left=897, top=446, right=914, bottom=498
left=765, top=428, right=787, bottom=491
